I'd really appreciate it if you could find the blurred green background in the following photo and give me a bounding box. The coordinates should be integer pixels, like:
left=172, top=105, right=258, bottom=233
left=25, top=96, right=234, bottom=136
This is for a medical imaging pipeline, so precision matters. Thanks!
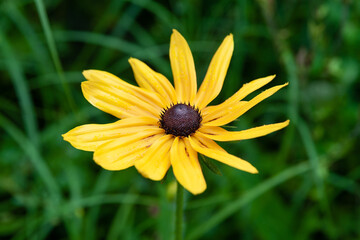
left=1, top=0, right=359, bottom=239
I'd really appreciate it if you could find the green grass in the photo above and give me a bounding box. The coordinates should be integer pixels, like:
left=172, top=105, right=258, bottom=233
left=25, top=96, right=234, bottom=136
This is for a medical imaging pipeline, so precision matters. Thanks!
left=1, top=0, right=359, bottom=239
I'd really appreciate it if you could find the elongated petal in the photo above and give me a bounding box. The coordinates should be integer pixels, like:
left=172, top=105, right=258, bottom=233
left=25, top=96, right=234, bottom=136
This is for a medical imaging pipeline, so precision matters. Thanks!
left=194, top=34, right=234, bottom=109
left=82, top=80, right=162, bottom=119
left=93, top=128, right=164, bottom=170
left=189, top=133, right=258, bottom=174
left=202, top=75, right=276, bottom=118
left=202, top=101, right=248, bottom=124
left=62, top=117, right=159, bottom=151
left=83, top=70, right=166, bottom=110
left=223, top=75, right=276, bottom=106
left=170, top=29, right=197, bottom=103
left=129, top=58, right=177, bottom=105
left=203, top=83, right=288, bottom=126
left=135, top=134, right=173, bottom=180
left=170, top=137, right=206, bottom=195
left=199, top=120, right=290, bottom=141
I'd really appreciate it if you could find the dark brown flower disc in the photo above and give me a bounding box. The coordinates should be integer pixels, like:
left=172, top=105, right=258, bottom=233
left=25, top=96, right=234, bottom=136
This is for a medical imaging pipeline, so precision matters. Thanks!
left=160, top=103, right=202, bottom=137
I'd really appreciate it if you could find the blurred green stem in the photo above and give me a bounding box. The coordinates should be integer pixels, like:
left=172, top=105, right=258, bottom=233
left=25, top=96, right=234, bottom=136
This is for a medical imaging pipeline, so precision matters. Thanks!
left=175, top=182, right=184, bottom=240
left=256, top=0, right=326, bottom=202
left=0, top=33, right=39, bottom=148
left=0, top=114, right=61, bottom=203
left=256, top=0, right=333, bottom=233
left=255, top=0, right=299, bottom=122
left=33, top=0, right=79, bottom=119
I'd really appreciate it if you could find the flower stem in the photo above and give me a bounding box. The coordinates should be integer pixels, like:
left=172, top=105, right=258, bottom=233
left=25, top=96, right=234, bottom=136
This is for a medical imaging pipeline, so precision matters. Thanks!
left=175, top=182, right=184, bottom=240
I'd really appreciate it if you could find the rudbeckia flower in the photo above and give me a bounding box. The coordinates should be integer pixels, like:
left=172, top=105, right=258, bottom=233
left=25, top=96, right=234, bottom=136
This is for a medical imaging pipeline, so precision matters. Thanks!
left=63, top=29, right=289, bottom=194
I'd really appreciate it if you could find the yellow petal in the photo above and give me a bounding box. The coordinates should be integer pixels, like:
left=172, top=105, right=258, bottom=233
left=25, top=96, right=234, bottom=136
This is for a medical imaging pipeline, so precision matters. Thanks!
left=170, top=137, right=206, bottom=195
left=203, top=83, right=288, bottom=126
left=135, top=134, right=173, bottom=181
left=83, top=70, right=166, bottom=110
left=202, top=101, right=248, bottom=124
left=202, top=75, right=276, bottom=119
left=93, top=128, right=164, bottom=170
left=194, top=34, right=234, bottom=109
left=223, top=75, right=276, bottom=105
left=170, top=29, right=197, bottom=103
left=199, top=120, right=290, bottom=141
left=82, top=80, right=162, bottom=119
left=62, top=117, right=158, bottom=151
left=129, top=58, right=177, bottom=106
left=189, top=133, right=258, bottom=174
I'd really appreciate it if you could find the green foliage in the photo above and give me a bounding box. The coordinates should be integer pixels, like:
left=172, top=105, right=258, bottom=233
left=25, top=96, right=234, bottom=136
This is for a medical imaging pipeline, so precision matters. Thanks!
left=0, top=0, right=359, bottom=239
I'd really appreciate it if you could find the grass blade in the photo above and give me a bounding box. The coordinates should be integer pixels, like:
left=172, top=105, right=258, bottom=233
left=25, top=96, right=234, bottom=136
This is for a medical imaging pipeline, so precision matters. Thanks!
left=187, top=162, right=310, bottom=240
left=0, top=33, right=39, bottom=147
left=33, top=0, right=78, bottom=117
left=0, top=114, right=61, bottom=202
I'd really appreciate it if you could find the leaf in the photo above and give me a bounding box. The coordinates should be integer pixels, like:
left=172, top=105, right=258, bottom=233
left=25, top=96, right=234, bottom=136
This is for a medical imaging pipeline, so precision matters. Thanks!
left=199, top=154, right=222, bottom=176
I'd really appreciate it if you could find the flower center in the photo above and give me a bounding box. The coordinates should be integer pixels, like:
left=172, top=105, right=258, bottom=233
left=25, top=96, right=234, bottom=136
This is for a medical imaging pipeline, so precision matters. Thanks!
left=159, top=103, right=202, bottom=137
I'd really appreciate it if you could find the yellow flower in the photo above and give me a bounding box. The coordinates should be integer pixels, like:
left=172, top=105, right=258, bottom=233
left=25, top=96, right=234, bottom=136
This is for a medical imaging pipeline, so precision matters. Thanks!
left=63, top=29, right=289, bottom=195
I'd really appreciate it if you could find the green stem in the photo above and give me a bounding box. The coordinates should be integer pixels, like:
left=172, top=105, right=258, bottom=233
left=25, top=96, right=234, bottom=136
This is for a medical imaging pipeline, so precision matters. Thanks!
left=34, top=0, right=79, bottom=119
left=175, top=182, right=184, bottom=240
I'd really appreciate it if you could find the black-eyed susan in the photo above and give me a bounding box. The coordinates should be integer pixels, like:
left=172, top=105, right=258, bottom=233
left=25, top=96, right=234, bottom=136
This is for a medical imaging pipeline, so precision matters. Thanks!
left=63, top=29, right=289, bottom=195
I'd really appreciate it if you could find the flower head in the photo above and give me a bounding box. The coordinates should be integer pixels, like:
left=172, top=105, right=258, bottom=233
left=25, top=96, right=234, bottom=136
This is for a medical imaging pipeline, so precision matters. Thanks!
left=63, top=29, right=289, bottom=194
